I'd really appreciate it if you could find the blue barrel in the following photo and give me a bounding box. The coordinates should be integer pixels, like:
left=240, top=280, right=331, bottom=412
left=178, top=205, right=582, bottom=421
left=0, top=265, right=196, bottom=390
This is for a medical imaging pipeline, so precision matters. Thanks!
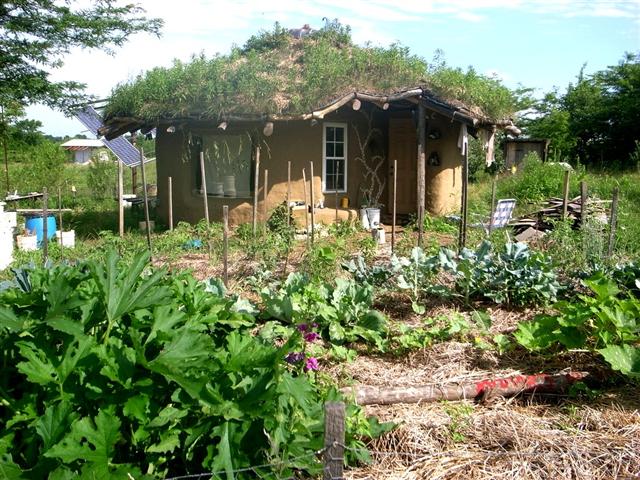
left=25, top=215, right=57, bottom=244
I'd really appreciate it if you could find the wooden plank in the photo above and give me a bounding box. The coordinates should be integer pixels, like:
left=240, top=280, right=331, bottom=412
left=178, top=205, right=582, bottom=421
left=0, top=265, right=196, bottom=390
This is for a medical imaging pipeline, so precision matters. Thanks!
left=199, top=151, right=209, bottom=224
left=323, top=402, right=345, bottom=480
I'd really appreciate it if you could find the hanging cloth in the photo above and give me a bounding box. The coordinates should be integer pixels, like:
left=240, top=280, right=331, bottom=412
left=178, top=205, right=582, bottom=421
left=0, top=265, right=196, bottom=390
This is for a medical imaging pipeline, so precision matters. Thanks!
left=457, top=124, right=468, bottom=156
left=485, top=129, right=496, bottom=166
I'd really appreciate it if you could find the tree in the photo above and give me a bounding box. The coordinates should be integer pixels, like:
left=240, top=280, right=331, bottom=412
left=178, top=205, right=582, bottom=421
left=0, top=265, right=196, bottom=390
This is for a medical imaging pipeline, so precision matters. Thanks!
left=0, top=0, right=163, bottom=110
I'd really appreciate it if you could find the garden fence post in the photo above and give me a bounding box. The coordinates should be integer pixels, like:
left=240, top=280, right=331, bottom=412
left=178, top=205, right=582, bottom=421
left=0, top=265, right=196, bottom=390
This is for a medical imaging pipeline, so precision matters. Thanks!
left=253, top=147, right=260, bottom=237
left=562, top=170, right=570, bottom=221
left=223, top=205, right=229, bottom=287
left=392, top=159, right=397, bottom=253
left=287, top=161, right=291, bottom=229
left=199, top=151, right=209, bottom=224
left=310, top=161, right=315, bottom=246
left=580, top=181, right=588, bottom=229
left=335, top=185, right=339, bottom=224
left=607, top=187, right=619, bottom=258
left=488, top=177, right=497, bottom=234
left=458, top=149, right=469, bottom=253
left=57, top=188, right=63, bottom=259
left=118, top=158, right=124, bottom=237
left=168, top=176, right=173, bottom=231
left=302, top=168, right=310, bottom=249
left=263, top=168, right=268, bottom=236
left=323, top=402, right=345, bottom=480
left=139, top=147, right=152, bottom=255
left=417, top=103, right=426, bottom=248
left=42, top=187, right=48, bottom=265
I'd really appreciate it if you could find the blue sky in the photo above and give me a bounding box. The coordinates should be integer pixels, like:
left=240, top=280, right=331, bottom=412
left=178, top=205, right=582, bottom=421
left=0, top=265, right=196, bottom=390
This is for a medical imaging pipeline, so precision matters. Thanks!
left=27, top=0, right=640, bottom=137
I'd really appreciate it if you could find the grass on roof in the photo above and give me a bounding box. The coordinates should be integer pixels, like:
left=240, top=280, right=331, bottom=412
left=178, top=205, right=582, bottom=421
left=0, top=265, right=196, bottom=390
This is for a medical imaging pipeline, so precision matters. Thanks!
left=104, top=21, right=521, bottom=123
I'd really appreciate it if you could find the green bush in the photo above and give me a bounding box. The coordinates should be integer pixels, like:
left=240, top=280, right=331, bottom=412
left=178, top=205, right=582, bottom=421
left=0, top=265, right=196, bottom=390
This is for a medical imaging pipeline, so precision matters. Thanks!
left=86, top=156, right=118, bottom=199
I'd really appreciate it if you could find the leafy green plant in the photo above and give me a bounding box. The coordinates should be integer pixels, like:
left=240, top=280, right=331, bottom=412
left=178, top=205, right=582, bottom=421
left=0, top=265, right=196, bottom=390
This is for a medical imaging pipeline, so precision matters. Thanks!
left=0, top=252, right=380, bottom=478
left=394, top=247, right=443, bottom=314
left=86, top=156, right=117, bottom=199
left=515, top=274, right=640, bottom=378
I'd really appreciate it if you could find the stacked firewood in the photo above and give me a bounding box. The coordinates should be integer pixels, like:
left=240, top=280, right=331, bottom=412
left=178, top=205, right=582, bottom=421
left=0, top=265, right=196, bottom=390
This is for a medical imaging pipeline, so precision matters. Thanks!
left=511, top=196, right=609, bottom=236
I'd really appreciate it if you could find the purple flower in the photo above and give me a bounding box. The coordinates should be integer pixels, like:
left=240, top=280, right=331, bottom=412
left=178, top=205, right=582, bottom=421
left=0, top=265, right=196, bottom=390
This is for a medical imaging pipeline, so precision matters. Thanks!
left=304, top=357, right=319, bottom=371
left=297, top=323, right=308, bottom=332
left=304, top=332, right=320, bottom=343
left=285, top=352, right=304, bottom=364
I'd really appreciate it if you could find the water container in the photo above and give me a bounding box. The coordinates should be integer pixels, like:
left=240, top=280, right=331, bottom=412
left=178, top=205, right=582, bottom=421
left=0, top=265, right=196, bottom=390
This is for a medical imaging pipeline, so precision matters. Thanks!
left=365, top=208, right=381, bottom=229
left=223, top=175, right=236, bottom=197
left=25, top=215, right=57, bottom=243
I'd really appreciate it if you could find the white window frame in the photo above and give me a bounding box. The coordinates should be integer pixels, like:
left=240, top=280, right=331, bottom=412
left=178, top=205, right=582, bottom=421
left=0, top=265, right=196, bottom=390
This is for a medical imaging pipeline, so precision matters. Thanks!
left=322, top=122, right=348, bottom=194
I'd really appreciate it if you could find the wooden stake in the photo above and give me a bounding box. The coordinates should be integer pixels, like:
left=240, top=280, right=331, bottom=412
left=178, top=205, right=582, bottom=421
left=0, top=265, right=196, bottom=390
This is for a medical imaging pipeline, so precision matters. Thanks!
left=309, top=161, right=315, bottom=245
left=118, top=159, right=124, bottom=237
left=323, top=402, right=345, bottom=480
left=580, top=181, right=588, bottom=229
left=223, top=205, right=229, bottom=287
left=488, top=177, right=497, bottom=234
left=199, top=151, right=209, bottom=224
left=263, top=168, right=268, bottom=235
left=139, top=148, right=152, bottom=254
left=42, top=187, right=48, bottom=264
left=302, top=168, right=310, bottom=249
left=607, top=187, right=619, bottom=257
left=458, top=149, right=469, bottom=252
left=57, top=188, right=63, bottom=256
left=168, top=176, right=173, bottom=231
left=392, top=159, right=397, bottom=253
left=131, top=166, right=137, bottom=195
left=562, top=170, right=570, bottom=221
left=417, top=103, right=426, bottom=247
left=286, top=161, right=291, bottom=229
left=253, top=147, right=260, bottom=237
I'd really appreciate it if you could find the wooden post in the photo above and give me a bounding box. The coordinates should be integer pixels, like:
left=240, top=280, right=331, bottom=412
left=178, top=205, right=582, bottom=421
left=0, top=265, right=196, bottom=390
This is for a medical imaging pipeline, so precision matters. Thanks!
left=118, top=159, right=124, bottom=237
left=607, top=187, right=619, bottom=257
left=286, top=161, right=291, bottom=229
left=392, top=159, right=397, bottom=253
left=562, top=170, right=570, bottom=221
left=580, top=181, right=588, bottom=229
left=42, top=187, right=48, bottom=264
left=168, top=176, right=174, bottom=231
left=57, top=188, right=63, bottom=257
left=488, top=177, right=497, bottom=234
left=323, top=402, right=345, bottom=480
left=252, top=147, right=260, bottom=237
left=417, top=103, right=426, bottom=247
left=302, top=168, right=310, bottom=249
left=223, top=205, right=229, bottom=287
left=458, top=149, right=469, bottom=252
left=309, top=161, right=315, bottom=245
left=131, top=166, right=137, bottom=195
left=199, top=151, right=209, bottom=224
left=139, top=148, right=152, bottom=254
left=335, top=185, right=339, bottom=224
left=263, top=168, right=268, bottom=235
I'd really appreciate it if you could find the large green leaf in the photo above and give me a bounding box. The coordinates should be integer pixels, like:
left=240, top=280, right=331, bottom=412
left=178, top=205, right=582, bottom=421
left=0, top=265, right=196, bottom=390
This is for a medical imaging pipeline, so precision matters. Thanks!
left=35, top=402, right=78, bottom=453
left=598, top=344, right=640, bottom=378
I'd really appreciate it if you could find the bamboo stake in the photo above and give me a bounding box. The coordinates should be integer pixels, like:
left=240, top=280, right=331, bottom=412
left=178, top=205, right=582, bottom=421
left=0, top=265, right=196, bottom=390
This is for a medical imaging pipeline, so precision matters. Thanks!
left=342, top=372, right=590, bottom=406
left=168, top=176, right=173, bottom=231
left=580, top=181, right=588, bottom=229
left=131, top=166, right=137, bottom=195
left=223, top=205, right=229, bottom=287
left=309, top=162, right=315, bottom=245
left=199, top=151, right=209, bottom=224
left=488, top=177, right=497, bottom=234
left=417, top=103, right=426, bottom=247
left=607, top=187, right=619, bottom=257
left=286, top=161, right=291, bottom=229
left=139, top=148, right=152, bottom=254
left=253, top=147, right=260, bottom=237
left=302, top=168, right=310, bottom=249
left=42, top=187, right=48, bottom=265
left=392, top=159, right=397, bottom=253
left=263, top=168, right=268, bottom=236
left=562, top=170, right=570, bottom=221
left=118, top=159, right=124, bottom=237
left=57, top=188, right=63, bottom=257
left=458, top=149, right=469, bottom=252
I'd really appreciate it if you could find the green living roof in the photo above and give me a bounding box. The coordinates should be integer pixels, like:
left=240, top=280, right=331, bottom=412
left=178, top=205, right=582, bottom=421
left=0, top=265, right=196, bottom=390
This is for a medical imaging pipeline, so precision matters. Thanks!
left=103, top=22, right=519, bottom=127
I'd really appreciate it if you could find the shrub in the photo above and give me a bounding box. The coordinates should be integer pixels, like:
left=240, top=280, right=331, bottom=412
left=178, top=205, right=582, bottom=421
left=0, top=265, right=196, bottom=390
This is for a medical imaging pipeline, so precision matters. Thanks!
left=86, top=155, right=118, bottom=199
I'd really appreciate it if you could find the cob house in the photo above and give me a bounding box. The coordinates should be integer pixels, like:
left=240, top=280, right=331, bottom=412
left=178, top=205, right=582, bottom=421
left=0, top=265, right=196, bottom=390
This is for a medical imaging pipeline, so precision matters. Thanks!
left=100, top=23, right=520, bottom=227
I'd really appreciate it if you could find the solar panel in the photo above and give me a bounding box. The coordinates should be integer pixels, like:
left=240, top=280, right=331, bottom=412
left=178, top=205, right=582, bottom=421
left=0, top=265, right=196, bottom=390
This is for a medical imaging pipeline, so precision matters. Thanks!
left=74, top=106, right=151, bottom=168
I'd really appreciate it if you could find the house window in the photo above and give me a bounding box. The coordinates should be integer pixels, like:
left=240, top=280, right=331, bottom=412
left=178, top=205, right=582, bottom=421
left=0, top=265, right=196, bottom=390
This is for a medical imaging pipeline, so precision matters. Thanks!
left=323, top=123, right=347, bottom=193
left=194, top=134, right=253, bottom=198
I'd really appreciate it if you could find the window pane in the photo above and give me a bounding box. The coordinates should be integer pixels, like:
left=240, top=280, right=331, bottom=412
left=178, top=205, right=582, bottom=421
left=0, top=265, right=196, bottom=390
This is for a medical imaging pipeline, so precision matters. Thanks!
left=326, top=174, right=335, bottom=191
left=335, top=127, right=344, bottom=142
left=200, top=134, right=252, bottom=197
left=336, top=174, right=344, bottom=190
left=326, top=143, right=335, bottom=157
left=326, top=127, right=335, bottom=141
left=326, top=159, right=335, bottom=174
left=334, top=143, right=344, bottom=158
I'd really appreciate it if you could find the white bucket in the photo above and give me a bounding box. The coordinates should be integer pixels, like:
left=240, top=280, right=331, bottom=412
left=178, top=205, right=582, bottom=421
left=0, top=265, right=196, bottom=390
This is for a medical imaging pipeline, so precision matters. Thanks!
left=372, top=226, right=386, bottom=244
left=17, top=234, right=37, bottom=251
left=365, top=208, right=381, bottom=229
left=223, top=175, right=236, bottom=197
left=139, top=220, right=155, bottom=232
left=55, top=230, right=76, bottom=248
left=360, top=208, right=370, bottom=230
left=0, top=229, right=13, bottom=269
